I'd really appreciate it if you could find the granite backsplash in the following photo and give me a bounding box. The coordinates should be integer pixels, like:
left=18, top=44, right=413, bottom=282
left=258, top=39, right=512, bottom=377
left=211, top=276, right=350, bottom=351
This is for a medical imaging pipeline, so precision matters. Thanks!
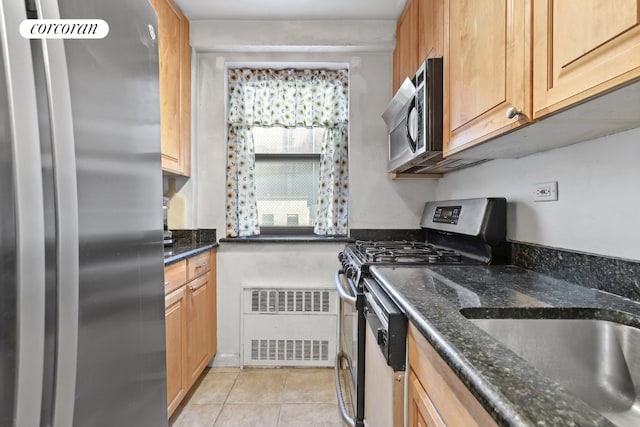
left=170, top=228, right=217, bottom=246
left=510, top=241, right=640, bottom=303
left=349, top=228, right=426, bottom=242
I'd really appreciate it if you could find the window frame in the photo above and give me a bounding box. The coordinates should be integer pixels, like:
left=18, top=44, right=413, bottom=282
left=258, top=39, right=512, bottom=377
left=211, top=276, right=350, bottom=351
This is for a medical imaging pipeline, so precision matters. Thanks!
left=253, top=152, right=321, bottom=236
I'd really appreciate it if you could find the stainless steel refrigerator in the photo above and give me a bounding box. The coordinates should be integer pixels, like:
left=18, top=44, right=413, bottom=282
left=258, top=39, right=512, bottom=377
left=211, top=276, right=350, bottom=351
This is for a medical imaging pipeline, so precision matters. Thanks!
left=1, top=0, right=168, bottom=426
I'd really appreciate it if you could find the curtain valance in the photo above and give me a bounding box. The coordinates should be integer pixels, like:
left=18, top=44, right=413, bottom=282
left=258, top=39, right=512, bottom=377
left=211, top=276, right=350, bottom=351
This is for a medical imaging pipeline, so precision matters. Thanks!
left=228, top=68, right=349, bottom=128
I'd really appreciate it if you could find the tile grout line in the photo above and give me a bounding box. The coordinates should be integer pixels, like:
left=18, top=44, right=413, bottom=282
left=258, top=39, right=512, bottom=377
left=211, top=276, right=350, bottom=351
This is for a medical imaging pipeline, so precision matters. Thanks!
left=211, top=370, right=241, bottom=426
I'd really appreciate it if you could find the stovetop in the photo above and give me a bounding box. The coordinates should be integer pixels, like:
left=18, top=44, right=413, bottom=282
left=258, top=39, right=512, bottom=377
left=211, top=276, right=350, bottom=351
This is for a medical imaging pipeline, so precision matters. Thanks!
left=339, top=239, right=486, bottom=286
left=354, top=240, right=465, bottom=264
left=338, top=198, right=508, bottom=285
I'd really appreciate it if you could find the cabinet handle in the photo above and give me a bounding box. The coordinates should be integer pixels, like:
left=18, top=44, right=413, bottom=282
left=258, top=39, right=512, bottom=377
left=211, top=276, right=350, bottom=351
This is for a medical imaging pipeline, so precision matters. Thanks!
left=189, top=281, right=206, bottom=292
left=506, top=106, right=522, bottom=119
left=195, top=261, right=209, bottom=269
left=164, top=281, right=170, bottom=286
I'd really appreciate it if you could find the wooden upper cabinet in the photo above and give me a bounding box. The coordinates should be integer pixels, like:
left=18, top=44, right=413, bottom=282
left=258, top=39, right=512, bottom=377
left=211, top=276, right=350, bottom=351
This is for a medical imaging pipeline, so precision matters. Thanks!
left=150, top=0, right=191, bottom=176
left=533, top=0, right=640, bottom=118
left=444, top=0, right=532, bottom=156
left=393, top=0, right=444, bottom=93
left=393, top=0, right=419, bottom=92
left=418, top=0, right=444, bottom=61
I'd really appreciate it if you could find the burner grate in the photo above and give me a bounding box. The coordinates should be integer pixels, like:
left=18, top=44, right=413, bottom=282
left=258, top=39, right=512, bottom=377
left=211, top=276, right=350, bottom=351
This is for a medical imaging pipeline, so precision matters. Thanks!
left=356, top=241, right=463, bottom=264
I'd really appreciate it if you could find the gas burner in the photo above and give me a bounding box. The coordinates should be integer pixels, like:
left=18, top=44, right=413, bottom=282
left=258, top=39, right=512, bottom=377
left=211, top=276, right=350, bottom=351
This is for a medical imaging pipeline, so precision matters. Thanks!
left=355, top=240, right=433, bottom=252
left=361, top=245, right=463, bottom=264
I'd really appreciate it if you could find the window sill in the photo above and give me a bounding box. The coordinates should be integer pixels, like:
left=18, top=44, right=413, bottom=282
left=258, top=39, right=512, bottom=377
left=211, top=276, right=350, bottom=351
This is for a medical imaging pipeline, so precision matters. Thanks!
left=219, top=235, right=354, bottom=244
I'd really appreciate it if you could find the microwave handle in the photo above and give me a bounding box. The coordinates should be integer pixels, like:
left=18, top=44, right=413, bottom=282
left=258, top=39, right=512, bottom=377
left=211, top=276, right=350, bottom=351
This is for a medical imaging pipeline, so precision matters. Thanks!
left=405, top=97, right=417, bottom=153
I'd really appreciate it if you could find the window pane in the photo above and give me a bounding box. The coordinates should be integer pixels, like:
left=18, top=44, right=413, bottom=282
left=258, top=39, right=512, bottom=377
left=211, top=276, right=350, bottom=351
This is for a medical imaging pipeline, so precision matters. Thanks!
left=255, top=159, right=319, bottom=227
left=253, top=127, right=323, bottom=153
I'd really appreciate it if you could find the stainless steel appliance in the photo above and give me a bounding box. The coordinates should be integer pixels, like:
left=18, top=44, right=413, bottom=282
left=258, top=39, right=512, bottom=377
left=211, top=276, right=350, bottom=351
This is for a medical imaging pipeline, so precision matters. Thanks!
left=362, top=277, right=406, bottom=427
left=383, top=57, right=485, bottom=174
left=0, top=1, right=167, bottom=426
left=383, top=57, right=443, bottom=173
left=334, top=197, right=507, bottom=427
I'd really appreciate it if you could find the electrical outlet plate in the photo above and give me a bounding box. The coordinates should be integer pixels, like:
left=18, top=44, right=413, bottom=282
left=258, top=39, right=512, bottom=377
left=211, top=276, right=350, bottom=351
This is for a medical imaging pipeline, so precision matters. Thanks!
left=534, top=181, right=558, bottom=202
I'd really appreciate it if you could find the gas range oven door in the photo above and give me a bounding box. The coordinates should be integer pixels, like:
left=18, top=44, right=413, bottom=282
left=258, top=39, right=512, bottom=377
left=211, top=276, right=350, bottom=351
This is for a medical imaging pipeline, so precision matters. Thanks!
left=334, top=270, right=365, bottom=427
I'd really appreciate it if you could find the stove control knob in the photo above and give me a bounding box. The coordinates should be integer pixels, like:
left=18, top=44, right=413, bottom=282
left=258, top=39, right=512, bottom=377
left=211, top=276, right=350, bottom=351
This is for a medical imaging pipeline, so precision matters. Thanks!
left=345, top=267, right=356, bottom=279
left=377, top=328, right=387, bottom=346
left=338, top=252, right=346, bottom=262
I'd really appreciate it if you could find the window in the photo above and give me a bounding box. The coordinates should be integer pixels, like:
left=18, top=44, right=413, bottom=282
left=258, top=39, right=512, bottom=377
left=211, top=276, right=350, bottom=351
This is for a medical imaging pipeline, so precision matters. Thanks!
left=253, top=127, right=324, bottom=234
left=225, top=68, right=349, bottom=238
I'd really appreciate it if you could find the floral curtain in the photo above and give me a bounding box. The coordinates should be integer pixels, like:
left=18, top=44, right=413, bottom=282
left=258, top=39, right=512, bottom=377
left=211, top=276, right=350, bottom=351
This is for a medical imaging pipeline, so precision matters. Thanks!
left=226, top=68, right=349, bottom=237
left=314, top=125, right=349, bottom=235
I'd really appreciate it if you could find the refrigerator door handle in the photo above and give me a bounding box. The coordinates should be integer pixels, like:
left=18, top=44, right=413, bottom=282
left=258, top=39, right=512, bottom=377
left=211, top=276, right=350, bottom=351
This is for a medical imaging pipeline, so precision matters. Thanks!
left=35, top=1, right=80, bottom=426
left=0, top=2, right=46, bottom=427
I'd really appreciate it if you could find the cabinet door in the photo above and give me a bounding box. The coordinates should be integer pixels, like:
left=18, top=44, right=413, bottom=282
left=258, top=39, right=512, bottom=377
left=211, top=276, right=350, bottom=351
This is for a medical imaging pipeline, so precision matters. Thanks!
left=533, top=0, right=640, bottom=118
left=408, top=370, right=445, bottom=427
left=187, top=273, right=210, bottom=386
left=207, top=249, right=217, bottom=359
left=150, top=0, right=190, bottom=175
left=444, top=0, right=532, bottom=155
left=408, top=324, right=498, bottom=426
left=418, top=0, right=444, bottom=61
left=393, top=0, right=419, bottom=92
left=165, top=286, right=187, bottom=417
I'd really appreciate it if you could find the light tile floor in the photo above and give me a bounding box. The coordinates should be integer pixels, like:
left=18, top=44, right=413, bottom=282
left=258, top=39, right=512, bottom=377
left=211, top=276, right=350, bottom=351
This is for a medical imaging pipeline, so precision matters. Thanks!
left=170, top=367, right=345, bottom=427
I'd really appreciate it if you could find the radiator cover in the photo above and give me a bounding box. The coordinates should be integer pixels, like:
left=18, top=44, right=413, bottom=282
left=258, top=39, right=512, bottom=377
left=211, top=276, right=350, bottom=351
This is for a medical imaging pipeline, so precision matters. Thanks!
left=242, top=288, right=338, bottom=367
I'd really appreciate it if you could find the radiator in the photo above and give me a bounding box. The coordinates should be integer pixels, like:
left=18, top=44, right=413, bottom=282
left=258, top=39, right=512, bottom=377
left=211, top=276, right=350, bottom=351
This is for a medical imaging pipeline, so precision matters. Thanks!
left=242, top=287, right=338, bottom=367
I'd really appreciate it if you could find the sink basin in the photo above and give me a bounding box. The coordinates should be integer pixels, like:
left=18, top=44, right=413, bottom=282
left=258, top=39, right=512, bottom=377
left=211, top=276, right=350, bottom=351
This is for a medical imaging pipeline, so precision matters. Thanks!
left=467, top=317, right=640, bottom=426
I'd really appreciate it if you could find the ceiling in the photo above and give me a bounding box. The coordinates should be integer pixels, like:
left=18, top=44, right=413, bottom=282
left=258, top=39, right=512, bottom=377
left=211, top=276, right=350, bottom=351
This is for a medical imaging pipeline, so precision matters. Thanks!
left=172, top=0, right=407, bottom=21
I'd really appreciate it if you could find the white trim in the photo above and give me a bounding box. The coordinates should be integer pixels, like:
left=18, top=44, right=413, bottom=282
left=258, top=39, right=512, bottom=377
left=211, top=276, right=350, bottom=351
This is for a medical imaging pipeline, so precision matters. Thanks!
left=225, top=61, right=350, bottom=70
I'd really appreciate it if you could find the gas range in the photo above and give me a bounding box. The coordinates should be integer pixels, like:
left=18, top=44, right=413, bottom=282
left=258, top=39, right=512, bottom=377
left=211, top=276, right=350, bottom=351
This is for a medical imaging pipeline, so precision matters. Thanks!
left=334, top=198, right=507, bottom=427
left=339, top=198, right=507, bottom=287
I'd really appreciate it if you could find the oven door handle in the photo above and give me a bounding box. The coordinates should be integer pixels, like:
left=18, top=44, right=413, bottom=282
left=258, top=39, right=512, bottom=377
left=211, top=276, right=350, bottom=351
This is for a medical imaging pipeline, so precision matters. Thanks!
left=335, top=351, right=357, bottom=427
left=335, top=270, right=357, bottom=306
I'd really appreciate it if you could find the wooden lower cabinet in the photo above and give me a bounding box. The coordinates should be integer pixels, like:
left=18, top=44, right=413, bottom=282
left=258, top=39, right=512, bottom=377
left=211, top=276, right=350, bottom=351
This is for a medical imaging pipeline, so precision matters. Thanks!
left=208, top=250, right=217, bottom=358
left=165, top=286, right=188, bottom=416
left=186, top=273, right=212, bottom=386
left=408, top=370, right=445, bottom=427
left=408, top=323, right=497, bottom=427
left=165, top=248, right=217, bottom=418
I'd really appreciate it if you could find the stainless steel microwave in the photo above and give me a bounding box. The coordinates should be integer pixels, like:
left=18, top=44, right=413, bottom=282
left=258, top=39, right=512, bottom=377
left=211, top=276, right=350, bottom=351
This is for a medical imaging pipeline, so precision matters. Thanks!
left=382, top=57, right=443, bottom=173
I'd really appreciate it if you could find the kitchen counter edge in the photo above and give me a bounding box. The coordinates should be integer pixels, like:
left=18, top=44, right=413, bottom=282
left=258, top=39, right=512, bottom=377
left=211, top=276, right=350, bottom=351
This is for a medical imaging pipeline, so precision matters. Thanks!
left=164, top=242, right=218, bottom=265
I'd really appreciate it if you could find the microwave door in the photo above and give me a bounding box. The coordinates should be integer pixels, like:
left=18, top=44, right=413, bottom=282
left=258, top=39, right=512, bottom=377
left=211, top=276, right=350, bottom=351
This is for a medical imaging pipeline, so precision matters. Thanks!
left=406, top=98, right=419, bottom=152
left=382, top=77, right=415, bottom=130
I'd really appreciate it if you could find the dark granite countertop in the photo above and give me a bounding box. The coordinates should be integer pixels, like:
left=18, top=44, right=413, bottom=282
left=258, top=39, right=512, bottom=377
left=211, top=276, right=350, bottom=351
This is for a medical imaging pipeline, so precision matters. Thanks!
left=370, top=265, right=640, bottom=427
left=219, top=235, right=353, bottom=243
left=164, top=242, right=218, bottom=265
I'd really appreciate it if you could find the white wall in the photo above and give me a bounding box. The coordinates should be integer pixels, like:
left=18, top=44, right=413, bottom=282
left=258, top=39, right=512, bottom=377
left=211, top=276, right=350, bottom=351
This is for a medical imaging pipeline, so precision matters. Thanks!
left=188, top=18, right=640, bottom=366
left=215, top=243, right=345, bottom=366
left=192, top=37, right=437, bottom=233
left=189, top=20, right=437, bottom=365
left=435, top=127, right=640, bottom=261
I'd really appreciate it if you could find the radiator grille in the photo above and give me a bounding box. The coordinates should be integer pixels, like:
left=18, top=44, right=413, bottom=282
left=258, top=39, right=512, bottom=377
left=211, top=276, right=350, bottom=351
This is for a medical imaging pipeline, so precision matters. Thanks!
left=243, top=287, right=337, bottom=367
left=251, top=289, right=330, bottom=313
left=250, top=339, right=329, bottom=362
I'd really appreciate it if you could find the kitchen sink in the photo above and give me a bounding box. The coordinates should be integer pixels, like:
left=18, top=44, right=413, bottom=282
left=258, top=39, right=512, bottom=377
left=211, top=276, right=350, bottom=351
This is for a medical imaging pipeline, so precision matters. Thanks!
left=467, top=316, right=640, bottom=426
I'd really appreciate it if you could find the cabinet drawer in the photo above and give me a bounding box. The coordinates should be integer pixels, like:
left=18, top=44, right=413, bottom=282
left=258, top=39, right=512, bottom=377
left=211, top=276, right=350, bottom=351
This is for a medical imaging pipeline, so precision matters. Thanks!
left=164, top=260, right=187, bottom=295
left=408, top=324, right=497, bottom=426
left=187, top=250, right=210, bottom=280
